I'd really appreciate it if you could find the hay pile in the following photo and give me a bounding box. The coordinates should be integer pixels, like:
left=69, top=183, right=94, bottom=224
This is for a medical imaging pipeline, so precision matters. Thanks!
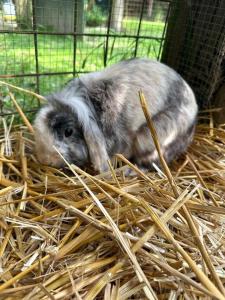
left=0, top=84, right=225, bottom=299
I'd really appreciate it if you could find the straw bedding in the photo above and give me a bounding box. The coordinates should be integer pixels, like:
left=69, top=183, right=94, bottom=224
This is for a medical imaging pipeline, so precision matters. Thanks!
left=0, top=84, right=225, bottom=300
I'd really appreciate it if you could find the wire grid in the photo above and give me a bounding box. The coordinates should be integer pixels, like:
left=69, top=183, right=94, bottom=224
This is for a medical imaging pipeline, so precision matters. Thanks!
left=161, top=0, right=225, bottom=108
left=0, top=0, right=170, bottom=117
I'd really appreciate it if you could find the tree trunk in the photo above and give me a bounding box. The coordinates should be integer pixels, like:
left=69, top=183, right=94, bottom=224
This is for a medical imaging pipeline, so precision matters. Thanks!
left=147, top=0, right=153, bottom=17
left=13, top=0, right=32, bottom=29
left=87, top=0, right=96, bottom=11
left=111, top=0, right=124, bottom=32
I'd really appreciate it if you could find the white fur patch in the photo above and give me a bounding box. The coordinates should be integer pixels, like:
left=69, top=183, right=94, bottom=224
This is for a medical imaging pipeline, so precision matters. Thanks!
left=148, top=150, right=159, bottom=162
left=70, top=97, right=91, bottom=129
left=182, top=81, right=198, bottom=123
left=53, top=94, right=91, bottom=130
left=163, top=130, right=177, bottom=148
left=33, top=106, right=52, bottom=130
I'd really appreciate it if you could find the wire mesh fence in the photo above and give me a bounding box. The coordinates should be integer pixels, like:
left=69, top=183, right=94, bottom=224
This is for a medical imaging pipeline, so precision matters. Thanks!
left=161, top=0, right=225, bottom=109
left=0, top=0, right=170, bottom=117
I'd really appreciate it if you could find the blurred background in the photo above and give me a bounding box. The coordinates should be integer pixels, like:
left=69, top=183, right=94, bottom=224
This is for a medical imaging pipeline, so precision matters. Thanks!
left=0, top=0, right=170, bottom=117
left=0, top=0, right=225, bottom=120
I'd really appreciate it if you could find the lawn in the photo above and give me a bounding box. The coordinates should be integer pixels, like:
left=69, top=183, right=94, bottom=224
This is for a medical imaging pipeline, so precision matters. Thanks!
left=0, top=19, right=165, bottom=115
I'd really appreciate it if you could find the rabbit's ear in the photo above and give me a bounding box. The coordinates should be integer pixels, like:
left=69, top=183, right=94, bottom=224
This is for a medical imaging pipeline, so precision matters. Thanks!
left=82, top=118, right=109, bottom=173
left=85, top=78, right=124, bottom=127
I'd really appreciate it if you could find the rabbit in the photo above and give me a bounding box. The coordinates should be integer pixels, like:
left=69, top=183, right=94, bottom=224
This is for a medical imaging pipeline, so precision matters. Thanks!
left=33, top=58, right=198, bottom=173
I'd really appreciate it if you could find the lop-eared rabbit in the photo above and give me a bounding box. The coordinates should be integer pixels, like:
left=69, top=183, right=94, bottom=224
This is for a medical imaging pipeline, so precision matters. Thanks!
left=34, top=58, right=198, bottom=173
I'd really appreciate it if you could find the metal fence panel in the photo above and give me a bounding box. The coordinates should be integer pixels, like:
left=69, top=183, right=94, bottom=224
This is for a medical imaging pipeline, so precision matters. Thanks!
left=0, top=0, right=170, bottom=117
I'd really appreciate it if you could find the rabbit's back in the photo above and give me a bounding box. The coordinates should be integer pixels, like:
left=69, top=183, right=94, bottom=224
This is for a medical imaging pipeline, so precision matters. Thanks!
left=78, top=58, right=197, bottom=133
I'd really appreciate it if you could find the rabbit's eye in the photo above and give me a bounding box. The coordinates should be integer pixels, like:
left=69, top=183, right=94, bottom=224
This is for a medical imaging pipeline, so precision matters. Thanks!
left=64, top=128, right=73, bottom=138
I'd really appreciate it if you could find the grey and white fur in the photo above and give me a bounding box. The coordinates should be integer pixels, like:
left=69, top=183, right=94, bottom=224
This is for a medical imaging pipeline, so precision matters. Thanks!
left=34, top=58, right=198, bottom=172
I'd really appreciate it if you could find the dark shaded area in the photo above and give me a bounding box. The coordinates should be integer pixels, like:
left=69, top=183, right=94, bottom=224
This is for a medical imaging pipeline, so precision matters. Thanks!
left=161, top=0, right=225, bottom=109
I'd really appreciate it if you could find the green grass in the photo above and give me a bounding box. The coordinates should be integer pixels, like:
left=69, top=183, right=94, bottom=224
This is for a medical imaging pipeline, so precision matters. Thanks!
left=122, top=18, right=165, bottom=37
left=0, top=19, right=165, bottom=116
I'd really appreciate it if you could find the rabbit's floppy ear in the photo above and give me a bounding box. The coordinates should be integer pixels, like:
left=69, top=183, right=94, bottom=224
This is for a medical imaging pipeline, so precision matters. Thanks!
left=82, top=117, right=109, bottom=173
left=43, top=82, right=110, bottom=173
